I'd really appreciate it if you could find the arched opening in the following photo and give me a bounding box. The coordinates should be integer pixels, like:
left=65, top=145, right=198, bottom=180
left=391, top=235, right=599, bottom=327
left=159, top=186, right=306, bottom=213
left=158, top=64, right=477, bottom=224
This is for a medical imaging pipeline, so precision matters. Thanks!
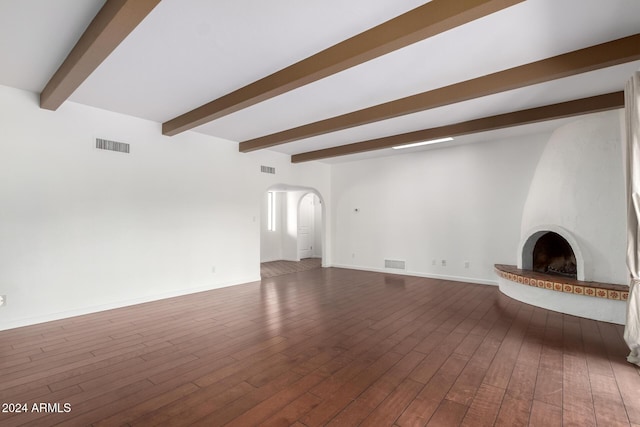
left=297, top=193, right=322, bottom=261
left=518, top=225, right=585, bottom=281
left=532, top=232, right=577, bottom=278
left=260, top=184, right=325, bottom=278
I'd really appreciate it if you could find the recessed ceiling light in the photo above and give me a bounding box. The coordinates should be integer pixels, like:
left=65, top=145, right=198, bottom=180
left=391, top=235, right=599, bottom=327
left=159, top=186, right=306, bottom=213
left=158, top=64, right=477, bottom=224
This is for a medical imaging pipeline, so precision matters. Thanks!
left=392, top=137, right=453, bottom=150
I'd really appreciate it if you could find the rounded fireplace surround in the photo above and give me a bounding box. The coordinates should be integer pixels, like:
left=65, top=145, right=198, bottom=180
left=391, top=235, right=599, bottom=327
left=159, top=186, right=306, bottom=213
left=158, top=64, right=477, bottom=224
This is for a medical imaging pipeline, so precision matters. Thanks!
left=518, top=225, right=585, bottom=281
left=497, top=225, right=626, bottom=324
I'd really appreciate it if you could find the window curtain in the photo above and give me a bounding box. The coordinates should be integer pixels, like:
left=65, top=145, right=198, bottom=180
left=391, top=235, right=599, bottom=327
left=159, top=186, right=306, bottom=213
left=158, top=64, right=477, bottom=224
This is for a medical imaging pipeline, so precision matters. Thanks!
left=624, top=71, right=640, bottom=367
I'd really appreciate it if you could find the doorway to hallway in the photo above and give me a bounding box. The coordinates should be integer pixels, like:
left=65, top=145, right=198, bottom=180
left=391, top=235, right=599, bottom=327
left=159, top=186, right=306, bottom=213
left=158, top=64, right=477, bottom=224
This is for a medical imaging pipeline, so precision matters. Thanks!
left=259, top=185, right=325, bottom=277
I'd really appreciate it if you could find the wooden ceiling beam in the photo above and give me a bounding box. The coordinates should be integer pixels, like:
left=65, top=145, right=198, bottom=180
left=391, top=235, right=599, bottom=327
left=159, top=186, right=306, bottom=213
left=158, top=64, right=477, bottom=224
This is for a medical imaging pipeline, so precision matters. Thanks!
left=162, top=0, right=525, bottom=136
left=241, top=34, right=640, bottom=152
left=290, top=91, right=624, bottom=163
left=40, top=0, right=161, bottom=111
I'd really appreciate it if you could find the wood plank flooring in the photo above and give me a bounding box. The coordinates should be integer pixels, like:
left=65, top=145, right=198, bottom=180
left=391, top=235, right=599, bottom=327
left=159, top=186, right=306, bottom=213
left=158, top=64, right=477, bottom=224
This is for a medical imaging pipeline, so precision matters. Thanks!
left=261, top=259, right=322, bottom=279
left=0, top=267, right=639, bottom=426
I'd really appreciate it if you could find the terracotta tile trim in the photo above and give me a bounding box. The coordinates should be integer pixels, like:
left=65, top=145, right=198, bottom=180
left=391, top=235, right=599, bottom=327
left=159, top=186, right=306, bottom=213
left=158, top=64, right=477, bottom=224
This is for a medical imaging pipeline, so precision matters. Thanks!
left=495, top=264, right=629, bottom=302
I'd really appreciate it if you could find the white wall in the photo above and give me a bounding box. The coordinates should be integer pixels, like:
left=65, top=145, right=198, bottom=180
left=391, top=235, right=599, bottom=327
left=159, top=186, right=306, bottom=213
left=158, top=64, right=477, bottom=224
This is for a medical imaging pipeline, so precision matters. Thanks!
left=282, top=191, right=302, bottom=260
left=330, top=133, right=549, bottom=284
left=260, top=191, right=284, bottom=262
left=0, top=85, right=330, bottom=330
left=313, top=194, right=323, bottom=258
left=520, top=110, right=627, bottom=285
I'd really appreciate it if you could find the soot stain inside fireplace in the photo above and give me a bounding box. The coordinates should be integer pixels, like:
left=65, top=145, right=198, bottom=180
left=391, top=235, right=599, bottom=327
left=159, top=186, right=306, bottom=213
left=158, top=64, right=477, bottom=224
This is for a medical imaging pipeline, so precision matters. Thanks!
left=532, top=232, right=577, bottom=278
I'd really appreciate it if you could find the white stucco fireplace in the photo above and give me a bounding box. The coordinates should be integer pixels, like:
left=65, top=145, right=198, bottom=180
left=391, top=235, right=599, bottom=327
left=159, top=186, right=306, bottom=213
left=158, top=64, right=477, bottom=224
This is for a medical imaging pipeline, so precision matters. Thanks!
left=496, top=111, right=629, bottom=324
left=497, top=223, right=627, bottom=324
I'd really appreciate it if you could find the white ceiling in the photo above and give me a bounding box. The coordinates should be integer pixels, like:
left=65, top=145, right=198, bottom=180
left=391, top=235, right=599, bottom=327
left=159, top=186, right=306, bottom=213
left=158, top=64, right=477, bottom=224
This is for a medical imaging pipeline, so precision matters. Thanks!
left=1, top=0, right=639, bottom=163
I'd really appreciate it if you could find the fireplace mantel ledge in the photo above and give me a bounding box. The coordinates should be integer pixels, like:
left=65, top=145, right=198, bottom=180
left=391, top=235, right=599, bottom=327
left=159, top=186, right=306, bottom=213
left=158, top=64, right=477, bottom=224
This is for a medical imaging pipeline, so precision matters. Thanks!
left=495, top=264, right=628, bottom=302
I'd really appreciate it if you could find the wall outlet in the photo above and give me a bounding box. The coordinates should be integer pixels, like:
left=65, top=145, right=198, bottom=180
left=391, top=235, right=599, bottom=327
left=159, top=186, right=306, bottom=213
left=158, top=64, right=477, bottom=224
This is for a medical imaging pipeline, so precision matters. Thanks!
left=211, top=266, right=216, bottom=273
left=0, top=295, right=5, bottom=307
left=441, top=260, right=446, bottom=267
left=464, top=261, right=470, bottom=269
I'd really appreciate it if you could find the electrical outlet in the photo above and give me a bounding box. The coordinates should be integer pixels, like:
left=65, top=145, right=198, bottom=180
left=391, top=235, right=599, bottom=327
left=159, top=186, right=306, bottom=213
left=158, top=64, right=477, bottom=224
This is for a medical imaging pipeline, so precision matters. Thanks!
left=464, top=261, right=470, bottom=269
left=0, top=295, right=5, bottom=307
left=212, top=266, right=216, bottom=273
left=441, top=260, right=446, bottom=267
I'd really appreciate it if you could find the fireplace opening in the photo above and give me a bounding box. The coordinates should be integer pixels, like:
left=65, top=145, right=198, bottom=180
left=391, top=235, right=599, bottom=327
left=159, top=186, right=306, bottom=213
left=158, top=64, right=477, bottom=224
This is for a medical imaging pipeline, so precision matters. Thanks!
left=532, top=232, right=577, bottom=278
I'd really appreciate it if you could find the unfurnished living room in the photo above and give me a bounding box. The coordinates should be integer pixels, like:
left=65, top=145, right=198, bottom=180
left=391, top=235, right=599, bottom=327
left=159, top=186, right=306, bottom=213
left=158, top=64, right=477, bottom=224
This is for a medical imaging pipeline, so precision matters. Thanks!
left=1, top=0, right=640, bottom=426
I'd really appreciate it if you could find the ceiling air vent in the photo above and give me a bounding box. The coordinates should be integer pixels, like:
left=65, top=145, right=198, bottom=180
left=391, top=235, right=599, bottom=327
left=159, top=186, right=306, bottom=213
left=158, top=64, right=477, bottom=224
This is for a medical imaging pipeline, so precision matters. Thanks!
left=96, top=138, right=130, bottom=154
left=384, top=259, right=406, bottom=270
left=261, top=165, right=276, bottom=174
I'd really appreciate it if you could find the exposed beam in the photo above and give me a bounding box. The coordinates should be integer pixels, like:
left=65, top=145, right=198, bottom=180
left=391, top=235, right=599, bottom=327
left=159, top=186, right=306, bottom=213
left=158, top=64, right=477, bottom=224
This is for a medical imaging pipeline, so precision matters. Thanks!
left=290, top=92, right=624, bottom=163
left=241, top=34, right=640, bottom=152
left=162, top=0, right=525, bottom=136
left=40, top=0, right=161, bottom=111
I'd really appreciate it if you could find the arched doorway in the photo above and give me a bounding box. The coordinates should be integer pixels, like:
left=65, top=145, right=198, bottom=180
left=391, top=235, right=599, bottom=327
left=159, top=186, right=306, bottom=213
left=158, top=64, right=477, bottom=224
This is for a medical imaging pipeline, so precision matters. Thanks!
left=297, top=192, right=322, bottom=260
left=260, top=185, right=325, bottom=278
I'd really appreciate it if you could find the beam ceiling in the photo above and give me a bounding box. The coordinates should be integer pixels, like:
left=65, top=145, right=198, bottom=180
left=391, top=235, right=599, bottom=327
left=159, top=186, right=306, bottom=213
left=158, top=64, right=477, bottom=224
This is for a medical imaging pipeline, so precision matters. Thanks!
left=240, top=34, right=640, bottom=153
left=161, top=0, right=525, bottom=136
left=40, top=0, right=161, bottom=111
left=290, top=92, right=624, bottom=163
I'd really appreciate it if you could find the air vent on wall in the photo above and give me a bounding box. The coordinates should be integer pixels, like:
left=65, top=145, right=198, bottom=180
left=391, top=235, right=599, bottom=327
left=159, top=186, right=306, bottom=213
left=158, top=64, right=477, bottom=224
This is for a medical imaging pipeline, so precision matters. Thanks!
left=384, top=259, right=406, bottom=270
left=96, top=138, right=130, bottom=154
left=261, top=165, right=276, bottom=174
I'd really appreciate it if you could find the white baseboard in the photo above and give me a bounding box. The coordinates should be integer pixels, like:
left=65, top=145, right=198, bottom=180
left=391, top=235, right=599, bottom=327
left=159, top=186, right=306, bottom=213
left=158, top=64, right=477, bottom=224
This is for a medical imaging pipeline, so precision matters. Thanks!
left=329, top=263, right=498, bottom=286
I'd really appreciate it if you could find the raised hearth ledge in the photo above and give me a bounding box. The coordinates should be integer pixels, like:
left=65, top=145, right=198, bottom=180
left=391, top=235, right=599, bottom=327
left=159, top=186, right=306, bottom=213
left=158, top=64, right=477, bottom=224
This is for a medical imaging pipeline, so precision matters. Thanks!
left=495, top=264, right=628, bottom=300
left=495, top=264, right=628, bottom=325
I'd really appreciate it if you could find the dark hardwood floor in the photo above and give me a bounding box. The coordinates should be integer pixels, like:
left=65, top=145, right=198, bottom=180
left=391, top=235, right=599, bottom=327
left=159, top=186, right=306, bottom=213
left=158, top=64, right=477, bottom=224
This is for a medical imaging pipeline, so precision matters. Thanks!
left=0, top=267, right=639, bottom=426
left=261, top=258, right=322, bottom=279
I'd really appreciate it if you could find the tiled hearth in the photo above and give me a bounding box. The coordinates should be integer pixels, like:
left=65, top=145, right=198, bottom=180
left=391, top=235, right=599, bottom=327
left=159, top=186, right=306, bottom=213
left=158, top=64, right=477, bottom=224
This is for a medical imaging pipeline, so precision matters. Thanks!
left=495, top=264, right=629, bottom=301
